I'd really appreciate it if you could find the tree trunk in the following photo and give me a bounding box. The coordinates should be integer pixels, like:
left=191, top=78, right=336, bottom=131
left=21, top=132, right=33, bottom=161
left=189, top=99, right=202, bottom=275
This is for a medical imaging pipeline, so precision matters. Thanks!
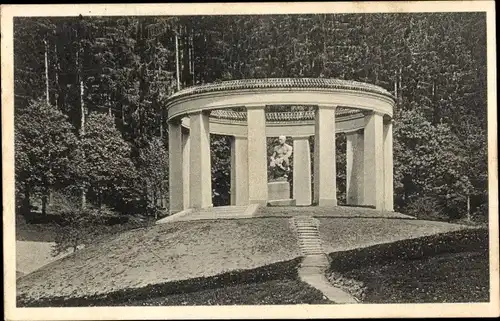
left=41, top=186, right=48, bottom=215
left=175, top=27, right=181, bottom=91
left=81, top=187, right=86, bottom=209
left=98, top=191, right=103, bottom=209
left=80, top=79, right=85, bottom=134
left=44, top=38, right=50, bottom=105
left=54, top=42, right=60, bottom=108
left=22, top=184, right=31, bottom=216
left=466, top=195, right=471, bottom=222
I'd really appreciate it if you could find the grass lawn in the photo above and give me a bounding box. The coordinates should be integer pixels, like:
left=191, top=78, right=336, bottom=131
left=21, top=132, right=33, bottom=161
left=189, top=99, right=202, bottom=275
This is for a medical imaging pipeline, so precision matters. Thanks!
left=256, top=206, right=412, bottom=219
left=343, top=250, right=489, bottom=303
left=106, top=279, right=331, bottom=306
left=17, top=217, right=300, bottom=304
left=318, top=217, right=470, bottom=253
left=326, top=228, right=489, bottom=303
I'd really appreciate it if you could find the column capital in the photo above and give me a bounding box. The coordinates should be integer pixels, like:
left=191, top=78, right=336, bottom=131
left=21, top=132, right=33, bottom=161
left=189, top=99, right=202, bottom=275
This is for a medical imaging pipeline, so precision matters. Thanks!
left=345, top=128, right=364, bottom=135
left=383, top=115, right=394, bottom=124
left=316, top=104, right=337, bottom=110
left=292, top=135, right=311, bottom=140
left=188, top=110, right=211, bottom=117
left=168, top=117, right=183, bottom=125
left=362, top=110, right=385, bottom=117
left=245, top=104, right=266, bottom=110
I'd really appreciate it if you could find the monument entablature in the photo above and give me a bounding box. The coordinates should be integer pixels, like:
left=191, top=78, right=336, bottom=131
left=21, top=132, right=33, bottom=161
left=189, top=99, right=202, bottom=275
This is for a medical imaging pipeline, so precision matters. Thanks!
left=165, top=78, right=395, bottom=214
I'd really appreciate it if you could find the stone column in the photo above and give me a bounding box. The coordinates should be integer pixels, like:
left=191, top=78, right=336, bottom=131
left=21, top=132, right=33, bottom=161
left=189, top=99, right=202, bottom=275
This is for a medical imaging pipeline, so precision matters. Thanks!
left=363, top=111, right=384, bottom=210
left=346, top=130, right=364, bottom=205
left=383, top=119, right=394, bottom=211
left=246, top=105, right=268, bottom=205
left=168, top=119, right=184, bottom=214
left=313, top=105, right=337, bottom=206
left=230, top=136, right=249, bottom=206
left=293, top=136, right=312, bottom=206
left=189, top=111, right=212, bottom=208
left=182, top=129, right=190, bottom=210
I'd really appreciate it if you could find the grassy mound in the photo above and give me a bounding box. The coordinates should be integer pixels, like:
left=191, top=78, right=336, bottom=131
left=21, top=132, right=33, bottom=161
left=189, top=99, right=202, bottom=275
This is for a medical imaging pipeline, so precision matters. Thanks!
left=319, top=217, right=470, bottom=253
left=17, top=217, right=300, bottom=304
left=19, top=258, right=331, bottom=307
left=122, top=279, right=330, bottom=306
left=256, top=206, right=413, bottom=219
left=326, top=228, right=489, bottom=303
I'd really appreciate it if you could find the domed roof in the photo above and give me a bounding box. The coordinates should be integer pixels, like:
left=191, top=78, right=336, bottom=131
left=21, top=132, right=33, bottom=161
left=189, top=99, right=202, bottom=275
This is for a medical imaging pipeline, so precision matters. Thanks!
left=168, top=78, right=394, bottom=102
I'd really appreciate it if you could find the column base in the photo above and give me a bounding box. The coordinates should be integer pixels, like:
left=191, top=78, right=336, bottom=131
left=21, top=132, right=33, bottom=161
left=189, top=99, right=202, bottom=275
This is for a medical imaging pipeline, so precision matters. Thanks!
left=316, top=199, right=338, bottom=207
left=169, top=208, right=184, bottom=216
left=268, top=199, right=297, bottom=207
left=249, top=199, right=268, bottom=206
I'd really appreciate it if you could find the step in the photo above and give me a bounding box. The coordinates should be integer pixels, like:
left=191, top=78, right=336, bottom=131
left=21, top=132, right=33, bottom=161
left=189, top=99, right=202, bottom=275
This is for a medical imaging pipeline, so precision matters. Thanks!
left=301, top=247, right=323, bottom=251
left=299, top=236, right=320, bottom=239
left=301, top=248, right=323, bottom=252
left=300, top=239, right=322, bottom=243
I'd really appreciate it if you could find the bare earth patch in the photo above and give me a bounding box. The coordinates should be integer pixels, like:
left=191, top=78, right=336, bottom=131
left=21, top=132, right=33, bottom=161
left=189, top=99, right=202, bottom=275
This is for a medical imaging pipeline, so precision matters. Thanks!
left=17, top=218, right=300, bottom=302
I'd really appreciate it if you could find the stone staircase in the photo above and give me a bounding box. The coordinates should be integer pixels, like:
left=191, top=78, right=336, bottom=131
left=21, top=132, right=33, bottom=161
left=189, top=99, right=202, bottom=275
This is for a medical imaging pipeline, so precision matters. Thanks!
left=291, top=216, right=358, bottom=304
left=293, top=216, right=324, bottom=255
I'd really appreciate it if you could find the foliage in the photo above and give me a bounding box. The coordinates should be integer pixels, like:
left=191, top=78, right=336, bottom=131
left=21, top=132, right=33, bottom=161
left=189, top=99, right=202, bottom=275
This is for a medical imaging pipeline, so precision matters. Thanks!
left=136, top=136, right=168, bottom=216
left=13, top=13, right=488, bottom=221
left=78, top=113, right=139, bottom=211
left=211, top=134, right=231, bottom=206
left=393, top=108, right=473, bottom=218
left=15, top=99, right=79, bottom=214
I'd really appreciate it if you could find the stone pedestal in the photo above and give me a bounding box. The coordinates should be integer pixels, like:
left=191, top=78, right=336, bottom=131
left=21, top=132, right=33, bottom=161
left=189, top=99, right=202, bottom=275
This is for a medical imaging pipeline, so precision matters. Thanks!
left=267, top=180, right=296, bottom=206
left=268, top=180, right=291, bottom=200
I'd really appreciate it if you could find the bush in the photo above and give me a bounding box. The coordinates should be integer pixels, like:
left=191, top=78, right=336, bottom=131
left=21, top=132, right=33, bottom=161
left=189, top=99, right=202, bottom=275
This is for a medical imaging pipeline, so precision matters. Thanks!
left=403, top=195, right=448, bottom=221
left=52, top=208, right=108, bottom=256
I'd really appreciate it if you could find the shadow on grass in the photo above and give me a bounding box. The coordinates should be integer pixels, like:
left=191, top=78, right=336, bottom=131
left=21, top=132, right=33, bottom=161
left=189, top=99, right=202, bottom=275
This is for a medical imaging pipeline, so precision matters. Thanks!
left=326, top=228, right=489, bottom=303
left=17, top=257, right=307, bottom=307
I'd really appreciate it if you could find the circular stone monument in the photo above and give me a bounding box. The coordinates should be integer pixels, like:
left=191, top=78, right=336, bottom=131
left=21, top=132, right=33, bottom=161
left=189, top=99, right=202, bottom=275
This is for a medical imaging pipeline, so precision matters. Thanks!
left=165, top=78, right=395, bottom=213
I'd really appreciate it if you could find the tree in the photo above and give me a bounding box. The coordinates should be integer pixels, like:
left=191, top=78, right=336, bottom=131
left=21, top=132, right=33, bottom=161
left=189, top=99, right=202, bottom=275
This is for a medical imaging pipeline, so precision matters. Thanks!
left=15, top=99, right=79, bottom=215
left=78, top=113, right=138, bottom=211
left=393, top=108, right=473, bottom=219
left=137, top=137, right=168, bottom=217
left=211, top=134, right=231, bottom=206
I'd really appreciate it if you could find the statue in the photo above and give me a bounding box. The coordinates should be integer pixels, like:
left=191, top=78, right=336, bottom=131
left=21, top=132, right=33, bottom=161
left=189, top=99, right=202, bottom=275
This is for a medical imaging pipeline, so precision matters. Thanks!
left=269, top=135, right=293, bottom=180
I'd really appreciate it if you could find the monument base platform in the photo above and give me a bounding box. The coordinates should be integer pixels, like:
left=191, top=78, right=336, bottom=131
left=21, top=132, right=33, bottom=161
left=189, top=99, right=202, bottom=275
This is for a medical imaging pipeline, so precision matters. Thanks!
left=268, top=180, right=291, bottom=200
left=268, top=180, right=295, bottom=206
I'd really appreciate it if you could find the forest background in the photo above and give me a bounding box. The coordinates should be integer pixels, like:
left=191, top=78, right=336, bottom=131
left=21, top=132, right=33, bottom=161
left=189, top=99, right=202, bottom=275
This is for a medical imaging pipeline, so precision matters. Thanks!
left=14, top=13, right=488, bottom=239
